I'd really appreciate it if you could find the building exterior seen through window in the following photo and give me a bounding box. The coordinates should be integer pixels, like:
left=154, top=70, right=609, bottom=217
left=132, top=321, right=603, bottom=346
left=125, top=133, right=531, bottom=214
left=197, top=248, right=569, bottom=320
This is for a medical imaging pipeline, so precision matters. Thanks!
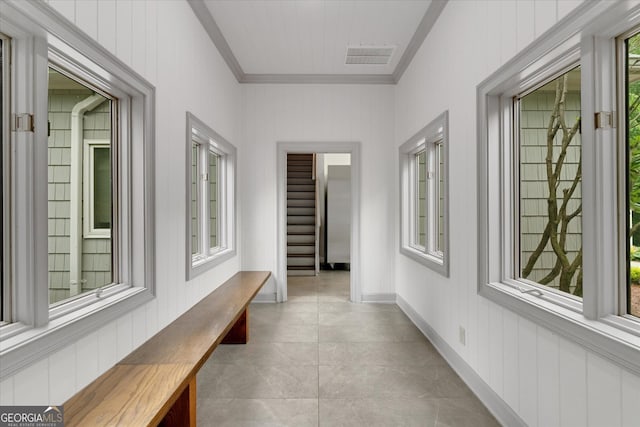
left=416, top=149, right=426, bottom=249
left=47, top=67, right=114, bottom=305
left=208, top=150, right=218, bottom=249
left=191, top=142, right=200, bottom=256
left=517, top=66, right=583, bottom=299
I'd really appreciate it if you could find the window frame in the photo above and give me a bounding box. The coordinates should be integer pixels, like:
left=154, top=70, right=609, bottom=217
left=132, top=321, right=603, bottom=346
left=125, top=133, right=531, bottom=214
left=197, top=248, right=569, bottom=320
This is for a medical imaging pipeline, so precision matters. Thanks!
left=1, top=32, right=11, bottom=325
left=185, top=112, right=236, bottom=280
left=83, top=139, right=112, bottom=239
left=0, top=1, right=155, bottom=380
left=478, top=0, right=640, bottom=375
left=399, top=111, right=449, bottom=277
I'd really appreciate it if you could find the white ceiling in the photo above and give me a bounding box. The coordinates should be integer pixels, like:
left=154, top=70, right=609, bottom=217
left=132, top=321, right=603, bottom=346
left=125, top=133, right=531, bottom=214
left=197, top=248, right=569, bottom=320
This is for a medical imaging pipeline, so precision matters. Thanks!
left=192, top=0, right=445, bottom=83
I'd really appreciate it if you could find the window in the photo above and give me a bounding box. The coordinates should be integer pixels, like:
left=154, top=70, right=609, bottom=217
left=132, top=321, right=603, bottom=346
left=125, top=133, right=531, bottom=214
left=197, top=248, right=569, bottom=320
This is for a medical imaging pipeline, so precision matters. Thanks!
left=83, top=140, right=112, bottom=238
left=399, top=111, right=449, bottom=276
left=1, top=33, right=9, bottom=324
left=48, top=65, right=115, bottom=306
left=0, top=1, right=155, bottom=379
left=478, top=1, right=640, bottom=374
left=517, top=66, right=583, bottom=300
left=625, top=30, right=640, bottom=319
left=186, top=112, right=236, bottom=280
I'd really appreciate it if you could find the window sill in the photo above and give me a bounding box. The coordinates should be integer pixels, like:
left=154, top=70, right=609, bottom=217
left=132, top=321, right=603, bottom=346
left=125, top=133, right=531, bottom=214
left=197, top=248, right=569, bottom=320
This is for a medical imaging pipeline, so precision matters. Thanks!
left=188, top=247, right=236, bottom=280
left=479, top=281, right=640, bottom=375
left=400, top=246, right=448, bottom=277
left=0, top=286, right=153, bottom=380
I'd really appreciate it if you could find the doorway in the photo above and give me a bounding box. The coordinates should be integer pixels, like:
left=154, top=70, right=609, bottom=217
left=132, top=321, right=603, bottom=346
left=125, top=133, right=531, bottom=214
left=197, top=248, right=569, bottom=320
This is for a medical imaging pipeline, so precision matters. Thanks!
left=277, top=142, right=361, bottom=303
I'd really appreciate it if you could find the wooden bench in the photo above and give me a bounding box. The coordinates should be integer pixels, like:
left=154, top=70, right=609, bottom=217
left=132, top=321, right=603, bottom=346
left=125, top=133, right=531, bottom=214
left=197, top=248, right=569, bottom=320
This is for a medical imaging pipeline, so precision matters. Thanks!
left=63, top=271, right=271, bottom=426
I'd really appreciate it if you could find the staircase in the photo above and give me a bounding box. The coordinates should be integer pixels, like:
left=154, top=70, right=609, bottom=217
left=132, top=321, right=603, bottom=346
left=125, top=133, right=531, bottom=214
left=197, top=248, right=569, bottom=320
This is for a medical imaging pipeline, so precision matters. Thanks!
left=287, top=153, right=317, bottom=276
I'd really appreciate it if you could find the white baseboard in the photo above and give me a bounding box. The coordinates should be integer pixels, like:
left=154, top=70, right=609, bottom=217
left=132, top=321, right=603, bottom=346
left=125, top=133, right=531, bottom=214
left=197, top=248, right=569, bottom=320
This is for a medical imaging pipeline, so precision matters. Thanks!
left=252, top=292, right=277, bottom=303
left=396, top=295, right=525, bottom=427
left=361, top=293, right=396, bottom=303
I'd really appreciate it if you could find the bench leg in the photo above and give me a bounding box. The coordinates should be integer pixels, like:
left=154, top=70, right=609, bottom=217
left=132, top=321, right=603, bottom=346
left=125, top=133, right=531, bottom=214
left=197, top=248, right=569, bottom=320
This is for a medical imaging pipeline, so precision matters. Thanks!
left=222, top=308, right=249, bottom=344
left=159, top=376, right=196, bottom=427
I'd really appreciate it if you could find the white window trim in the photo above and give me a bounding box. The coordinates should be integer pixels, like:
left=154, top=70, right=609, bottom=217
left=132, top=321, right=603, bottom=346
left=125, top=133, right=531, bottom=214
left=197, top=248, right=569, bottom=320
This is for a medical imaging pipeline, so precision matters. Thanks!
left=185, top=112, right=236, bottom=280
left=0, top=1, right=155, bottom=380
left=83, top=139, right=111, bottom=239
left=399, top=111, right=449, bottom=277
left=478, top=0, right=640, bottom=375
left=1, top=31, right=11, bottom=326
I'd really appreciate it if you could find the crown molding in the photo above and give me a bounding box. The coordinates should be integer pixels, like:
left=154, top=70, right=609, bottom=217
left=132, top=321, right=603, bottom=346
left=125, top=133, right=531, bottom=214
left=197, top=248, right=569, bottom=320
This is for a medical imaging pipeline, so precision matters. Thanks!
left=186, top=0, right=245, bottom=82
left=187, top=0, right=448, bottom=85
left=241, top=73, right=395, bottom=85
left=393, top=0, right=448, bottom=83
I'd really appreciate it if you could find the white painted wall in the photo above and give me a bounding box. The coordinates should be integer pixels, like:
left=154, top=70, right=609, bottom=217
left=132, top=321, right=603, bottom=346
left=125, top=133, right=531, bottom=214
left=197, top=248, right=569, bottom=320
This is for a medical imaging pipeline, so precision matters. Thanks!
left=394, top=1, right=640, bottom=426
left=0, top=0, right=241, bottom=405
left=241, top=84, right=395, bottom=298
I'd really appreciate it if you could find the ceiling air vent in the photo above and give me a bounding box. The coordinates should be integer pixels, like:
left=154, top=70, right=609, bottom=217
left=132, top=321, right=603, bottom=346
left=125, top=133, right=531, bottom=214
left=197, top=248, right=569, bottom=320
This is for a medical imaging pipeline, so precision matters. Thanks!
left=345, top=46, right=395, bottom=65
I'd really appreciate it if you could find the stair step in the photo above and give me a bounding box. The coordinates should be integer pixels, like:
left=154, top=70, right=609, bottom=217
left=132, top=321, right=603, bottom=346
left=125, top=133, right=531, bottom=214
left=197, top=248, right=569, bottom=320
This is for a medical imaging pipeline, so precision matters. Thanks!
left=287, top=165, right=313, bottom=172
left=288, top=245, right=315, bottom=255
left=287, top=160, right=313, bottom=166
left=287, top=192, right=315, bottom=200
left=288, top=207, right=315, bottom=216
left=287, top=225, right=315, bottom=234
left=287, top=215, right=315, bottom=225
left=287, top=199, right=315, bottom=208
left=288, top=154, right=313, bottom=159
left=287, top=184, right=315, bottom=192
left=288, top=171, right=312, bottom=179
left=287, top=234, right=315, bottom=244
left=288, top=178, right=315, bottom=185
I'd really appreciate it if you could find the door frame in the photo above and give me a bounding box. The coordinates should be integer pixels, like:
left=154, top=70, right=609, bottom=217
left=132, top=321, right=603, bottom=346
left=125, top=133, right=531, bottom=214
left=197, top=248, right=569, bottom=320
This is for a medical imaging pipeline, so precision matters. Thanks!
left=277, top=141, right=361, bottom=303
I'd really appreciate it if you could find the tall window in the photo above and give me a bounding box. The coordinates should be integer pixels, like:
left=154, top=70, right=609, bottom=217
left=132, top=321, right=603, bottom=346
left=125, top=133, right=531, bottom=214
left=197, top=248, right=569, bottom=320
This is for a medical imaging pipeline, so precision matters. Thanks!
left=624, top=30, right=640, bottom=319
left=478, top=1, right=640, bottom=376
left=416, top=149, right=426, bottom=248
left=191, top=142, right=200, bottom=256
left=186, top=113, right=236, bottom=279
left=517, top=66, right=582, bottom=299
left=208, top=150, right=219, bottom=249
left=399, top=111, right=449, bottom=277
left=1, top=34, right=9, bottom=323
left=47, top=67, right=114, bottom=305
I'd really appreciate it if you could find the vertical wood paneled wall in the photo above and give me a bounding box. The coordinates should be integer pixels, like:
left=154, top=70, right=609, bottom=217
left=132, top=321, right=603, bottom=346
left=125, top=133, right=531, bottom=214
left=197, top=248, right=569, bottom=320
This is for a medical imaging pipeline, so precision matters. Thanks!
left=395, top=1, right=640, bottom=426
left=0, top=0, right=242, bottom=405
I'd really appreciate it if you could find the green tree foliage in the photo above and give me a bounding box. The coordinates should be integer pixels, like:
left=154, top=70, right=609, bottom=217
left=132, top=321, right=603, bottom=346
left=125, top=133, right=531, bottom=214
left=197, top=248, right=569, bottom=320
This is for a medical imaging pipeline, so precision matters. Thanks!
left=628, top=34, right=640, bottom=237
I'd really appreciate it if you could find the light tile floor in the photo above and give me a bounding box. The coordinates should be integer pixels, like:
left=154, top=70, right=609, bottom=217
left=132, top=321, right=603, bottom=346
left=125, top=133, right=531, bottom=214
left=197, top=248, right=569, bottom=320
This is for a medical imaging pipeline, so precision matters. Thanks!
left=197, top=271, right=500, bottom=426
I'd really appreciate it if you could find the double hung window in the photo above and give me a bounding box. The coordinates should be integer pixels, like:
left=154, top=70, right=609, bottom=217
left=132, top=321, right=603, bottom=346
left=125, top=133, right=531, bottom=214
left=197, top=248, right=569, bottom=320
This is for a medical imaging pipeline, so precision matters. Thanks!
left=478, top=0, right=640, bottom=373
left=399, top=111, right=449, bottom=276
left=0, top=1, right=155, bottom=379
left=186, top=113, right=236, bottom=279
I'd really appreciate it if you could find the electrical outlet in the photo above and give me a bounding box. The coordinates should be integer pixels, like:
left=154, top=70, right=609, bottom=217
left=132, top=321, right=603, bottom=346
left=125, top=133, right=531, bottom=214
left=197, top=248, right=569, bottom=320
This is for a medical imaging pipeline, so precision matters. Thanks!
left=459, top=326, right=466, bottom=346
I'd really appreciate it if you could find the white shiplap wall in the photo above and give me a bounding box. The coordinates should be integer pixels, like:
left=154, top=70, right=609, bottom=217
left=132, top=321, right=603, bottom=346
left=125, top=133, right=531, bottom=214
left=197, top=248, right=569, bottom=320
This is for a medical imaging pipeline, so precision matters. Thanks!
left=0, top=0, right=242, bottom=405
left=241, top=84, right=396, bottom=298
left=395, top=1, right=640, bottom=426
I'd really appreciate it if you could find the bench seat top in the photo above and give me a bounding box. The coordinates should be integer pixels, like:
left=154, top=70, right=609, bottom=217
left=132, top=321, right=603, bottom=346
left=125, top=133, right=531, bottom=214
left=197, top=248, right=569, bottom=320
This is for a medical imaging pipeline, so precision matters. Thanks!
left=64, top=270, right=270, bottom=427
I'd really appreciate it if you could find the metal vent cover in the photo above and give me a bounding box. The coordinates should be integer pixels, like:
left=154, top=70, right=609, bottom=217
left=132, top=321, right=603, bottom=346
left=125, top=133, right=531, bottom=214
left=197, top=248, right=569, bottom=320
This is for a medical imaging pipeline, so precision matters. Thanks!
left=345, top=46, right=395, bottom=65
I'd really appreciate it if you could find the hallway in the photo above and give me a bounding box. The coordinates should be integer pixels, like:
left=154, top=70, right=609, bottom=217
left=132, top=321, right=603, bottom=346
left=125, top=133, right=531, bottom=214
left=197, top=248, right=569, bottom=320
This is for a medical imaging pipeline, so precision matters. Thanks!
left=197, top=271, right=499, bottom=426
